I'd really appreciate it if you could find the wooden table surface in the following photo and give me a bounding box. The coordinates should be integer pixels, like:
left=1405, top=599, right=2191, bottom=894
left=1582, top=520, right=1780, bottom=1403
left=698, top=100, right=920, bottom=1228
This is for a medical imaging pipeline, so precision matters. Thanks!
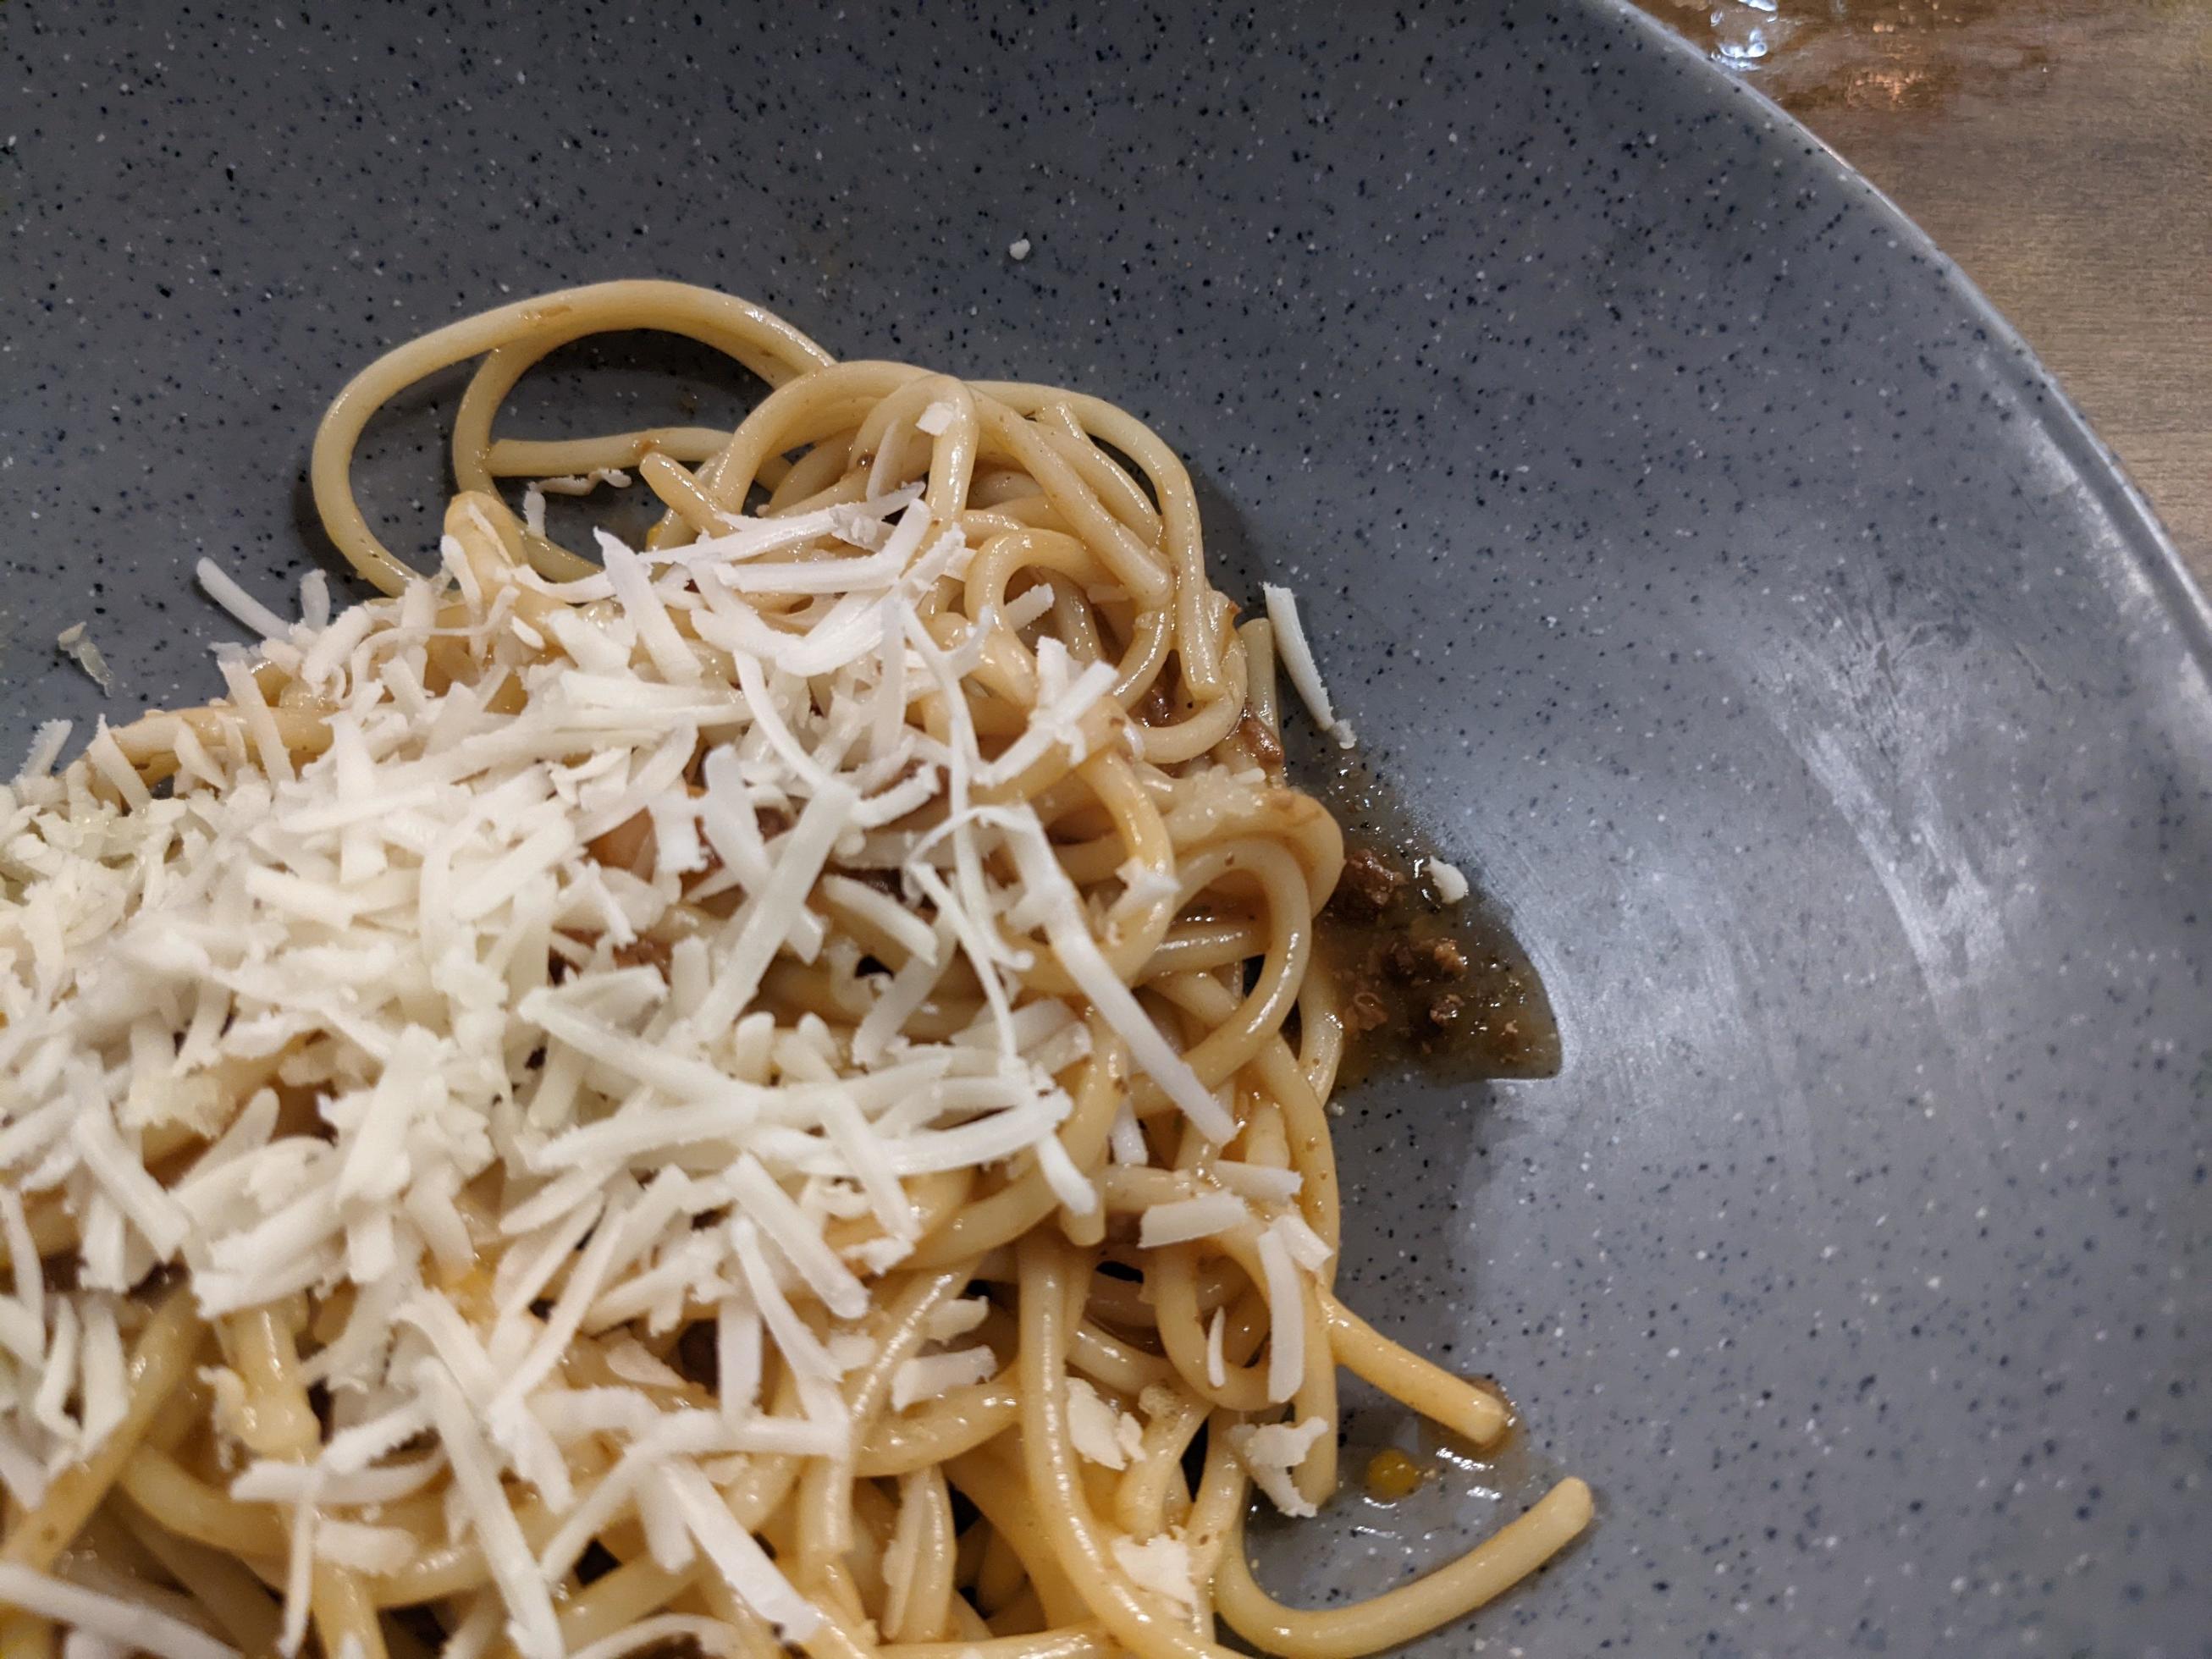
left=1637, top=0, right=2212, bottom=588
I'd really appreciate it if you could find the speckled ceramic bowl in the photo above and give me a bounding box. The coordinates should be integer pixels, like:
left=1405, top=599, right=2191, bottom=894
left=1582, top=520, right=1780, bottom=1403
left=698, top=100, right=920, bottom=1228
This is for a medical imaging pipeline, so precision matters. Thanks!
left=4, top=2, right=2207, bottom=1651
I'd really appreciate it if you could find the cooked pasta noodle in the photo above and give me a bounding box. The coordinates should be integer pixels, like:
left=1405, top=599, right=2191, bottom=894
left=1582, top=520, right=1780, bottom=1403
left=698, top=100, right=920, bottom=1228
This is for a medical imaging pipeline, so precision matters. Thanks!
left=0, top=280, right=1589, bottom=1656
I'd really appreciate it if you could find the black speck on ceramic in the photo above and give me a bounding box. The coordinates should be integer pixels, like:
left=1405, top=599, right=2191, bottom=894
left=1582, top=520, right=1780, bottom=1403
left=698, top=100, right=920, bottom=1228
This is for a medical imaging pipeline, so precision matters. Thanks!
left=3, top=2, right=2208, bottom=1651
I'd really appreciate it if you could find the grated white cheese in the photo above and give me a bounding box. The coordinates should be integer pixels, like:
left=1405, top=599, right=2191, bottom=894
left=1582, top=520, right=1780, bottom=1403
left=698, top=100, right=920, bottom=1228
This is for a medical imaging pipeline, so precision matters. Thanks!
left=280, top=1495, right=316, bottom=1659
left=1260, top=584, right=1355, bottom=749
left=419, top=1359, right=562, bottom=1659
left=602, top=1338, right=693, bottom=1393
left=729, top=1220, right=836, bottom=1383
left=14, top=719, right=73, bottom=781
left=715, top=1294, right=764, bottom=1423
left=536, top=467, right=633, bottom=496
left=0, top=1431, right=47, bottom=1513
left=1269, top=1211, right=1334, bottom=1275
left=1138, top=1192, right=1250, bottom=1248
left=920, top=1297, right=990, bottom=1343
left=1034, top=1133, right=1100, bottom=1217
left=1229, top=1415, right=1331, bottom=1519
left=974, top=657, right=1117, bottom=788
left=1255, top=1226, right=1305, bottom=1405
left=30, top=1302, right=79, bottom=1443
left=0, top=1188, right=43, bottom=1337
left=74, top=1299, right=126, bottom=1454
left=0, top=1564, right=239, bottom=1659
left=1003, top=823, right=1233, bottom=1142
left=235, top=1454, right=441, bottom=1511
left=1110, top=1531, right=1197, bottom=1609
left=196, top=559, right=295, bottom=644
left=320, top=1399, right=433, bottom=1475
left=1066, top=1377, right=1145, bottom=1470
left=731, top=1156, right=868, bottom=1320
left=1107, top=1103, right=1149, bottom=1166
left=534, top=1410, right=730, bottom=1580
left=1210, top=1161, right=1303, bottom=1204
left=662, top=1461, right=824, bottom=1640
left=53, top=625, right=113, bottom=694
left=890, top=1346, right=1001, bottom=1412
left=818, top=873, right=939, bottom=965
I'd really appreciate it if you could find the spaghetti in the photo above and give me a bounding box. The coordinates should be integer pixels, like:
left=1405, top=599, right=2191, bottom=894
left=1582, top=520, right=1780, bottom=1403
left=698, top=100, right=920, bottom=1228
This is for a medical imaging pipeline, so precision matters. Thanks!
left=0, top=280, right=1589, bottom=1657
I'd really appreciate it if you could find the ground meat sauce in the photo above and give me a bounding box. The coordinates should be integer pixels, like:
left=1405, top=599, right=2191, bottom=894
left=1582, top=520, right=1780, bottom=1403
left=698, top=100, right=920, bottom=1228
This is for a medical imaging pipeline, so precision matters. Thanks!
left=1332, top=845, right=1406, bottom=919
left=1310, top=758, right=1560, bottom=1084
left=610, top=934, right=675, bottom=973
left=1235, top=707, right=1285, bottom=772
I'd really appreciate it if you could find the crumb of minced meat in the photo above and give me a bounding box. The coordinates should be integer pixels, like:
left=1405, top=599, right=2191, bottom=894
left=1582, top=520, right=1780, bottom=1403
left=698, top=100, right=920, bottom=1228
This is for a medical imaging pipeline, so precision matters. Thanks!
left=1382, top=936, right=1468, bottom=984
left=1331, top=846, right=1407, bottom=919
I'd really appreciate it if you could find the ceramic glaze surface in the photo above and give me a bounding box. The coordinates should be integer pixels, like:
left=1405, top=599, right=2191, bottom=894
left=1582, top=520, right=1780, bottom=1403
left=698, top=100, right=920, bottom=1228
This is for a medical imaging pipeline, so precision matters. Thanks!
left=3, top=3, right=2206, bottom=1651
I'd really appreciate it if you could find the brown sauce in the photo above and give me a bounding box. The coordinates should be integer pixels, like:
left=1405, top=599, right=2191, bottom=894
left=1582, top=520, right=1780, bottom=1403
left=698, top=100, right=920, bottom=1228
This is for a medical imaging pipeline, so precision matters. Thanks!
left=1308, top=753, right=1561, bottom=1084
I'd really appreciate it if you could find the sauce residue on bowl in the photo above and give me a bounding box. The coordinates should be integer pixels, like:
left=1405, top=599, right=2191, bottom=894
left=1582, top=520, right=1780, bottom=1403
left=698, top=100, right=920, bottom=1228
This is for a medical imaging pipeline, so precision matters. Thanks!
left=1308, top=753, right=1561, bottom=1085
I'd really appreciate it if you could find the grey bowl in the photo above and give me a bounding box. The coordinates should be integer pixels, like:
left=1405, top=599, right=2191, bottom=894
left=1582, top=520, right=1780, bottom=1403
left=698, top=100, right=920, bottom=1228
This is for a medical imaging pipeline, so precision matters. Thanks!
left=4, top=1, right=2208, bottom=1652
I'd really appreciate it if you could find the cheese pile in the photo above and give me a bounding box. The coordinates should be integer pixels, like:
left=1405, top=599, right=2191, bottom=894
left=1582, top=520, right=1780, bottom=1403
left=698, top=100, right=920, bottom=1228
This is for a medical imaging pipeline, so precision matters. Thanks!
left=0, top=481, right=1245, bottom=1655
